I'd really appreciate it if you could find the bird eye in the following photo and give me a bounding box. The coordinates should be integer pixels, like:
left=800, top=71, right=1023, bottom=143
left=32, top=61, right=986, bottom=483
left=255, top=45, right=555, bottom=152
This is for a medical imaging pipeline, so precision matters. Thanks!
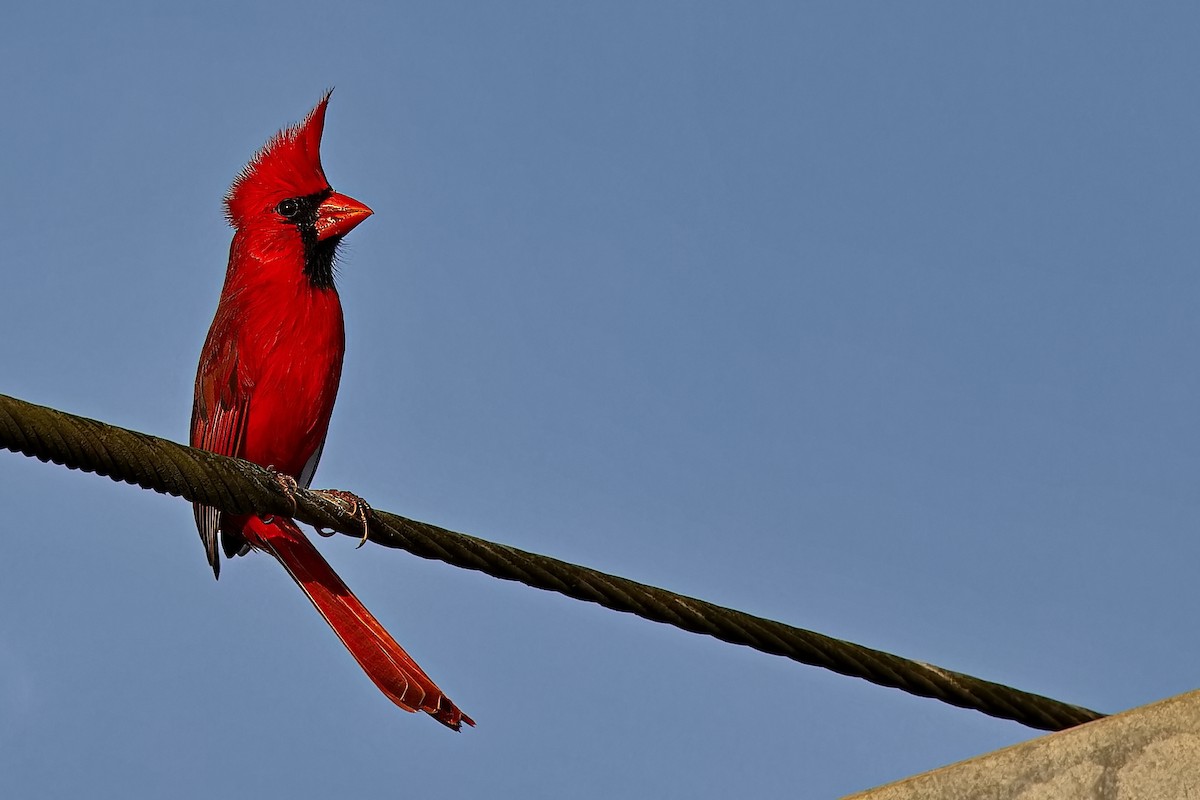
left=277, top=198, right=300, bottom=219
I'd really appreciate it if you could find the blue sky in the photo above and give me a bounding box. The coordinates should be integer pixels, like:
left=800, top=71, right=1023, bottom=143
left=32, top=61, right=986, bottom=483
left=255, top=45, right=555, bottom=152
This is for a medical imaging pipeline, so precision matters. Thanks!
left=2, top=3, right=1198, bottom=797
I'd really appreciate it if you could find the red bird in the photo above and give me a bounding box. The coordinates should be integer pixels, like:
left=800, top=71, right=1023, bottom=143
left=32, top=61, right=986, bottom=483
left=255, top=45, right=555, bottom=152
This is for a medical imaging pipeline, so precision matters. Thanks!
left=190, top=93, right=472, bottom=731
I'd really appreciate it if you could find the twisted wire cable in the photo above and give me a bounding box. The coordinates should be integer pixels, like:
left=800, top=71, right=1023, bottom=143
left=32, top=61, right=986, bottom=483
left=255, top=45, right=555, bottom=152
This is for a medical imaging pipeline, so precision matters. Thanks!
left=0, top=393, right=1105, bottom=731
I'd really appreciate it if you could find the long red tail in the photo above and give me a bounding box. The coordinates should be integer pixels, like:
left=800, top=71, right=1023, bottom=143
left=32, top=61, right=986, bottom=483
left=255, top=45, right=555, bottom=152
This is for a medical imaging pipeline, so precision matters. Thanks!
left=243, top=517, right=474, bottom=730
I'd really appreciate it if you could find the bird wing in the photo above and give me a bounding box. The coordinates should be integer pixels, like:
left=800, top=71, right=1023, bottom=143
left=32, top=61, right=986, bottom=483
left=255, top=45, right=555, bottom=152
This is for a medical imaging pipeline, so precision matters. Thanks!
left=190, top=329, right=251, bottom=578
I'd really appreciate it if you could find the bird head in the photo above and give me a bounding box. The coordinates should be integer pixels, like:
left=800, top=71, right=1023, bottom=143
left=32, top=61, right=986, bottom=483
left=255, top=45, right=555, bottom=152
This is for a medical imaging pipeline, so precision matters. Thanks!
left=224, top=92, right=373, bottom=288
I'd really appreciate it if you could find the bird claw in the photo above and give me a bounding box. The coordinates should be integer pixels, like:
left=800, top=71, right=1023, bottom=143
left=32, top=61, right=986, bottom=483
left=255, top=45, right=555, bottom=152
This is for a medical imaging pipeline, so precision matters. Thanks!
left=312, top=489, right=372, bottom=547
left=262, top=466, right=300, bottom=523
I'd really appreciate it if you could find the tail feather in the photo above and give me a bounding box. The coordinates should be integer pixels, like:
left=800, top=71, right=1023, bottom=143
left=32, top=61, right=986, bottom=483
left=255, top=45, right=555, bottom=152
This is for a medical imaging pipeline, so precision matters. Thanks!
left=244, top=517, right=474, bottom=731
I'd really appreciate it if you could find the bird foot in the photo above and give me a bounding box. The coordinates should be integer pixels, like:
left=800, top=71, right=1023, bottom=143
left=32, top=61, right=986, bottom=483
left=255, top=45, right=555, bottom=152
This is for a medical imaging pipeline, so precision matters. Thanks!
left=312, top=489, right=372, bottom=547
left=261, top=466, right=299, bottom=523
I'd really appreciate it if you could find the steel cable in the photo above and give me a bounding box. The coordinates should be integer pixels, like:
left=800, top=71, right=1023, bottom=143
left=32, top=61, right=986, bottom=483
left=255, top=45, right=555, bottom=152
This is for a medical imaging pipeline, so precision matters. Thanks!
left=0, top=392, right=1105, bottom=731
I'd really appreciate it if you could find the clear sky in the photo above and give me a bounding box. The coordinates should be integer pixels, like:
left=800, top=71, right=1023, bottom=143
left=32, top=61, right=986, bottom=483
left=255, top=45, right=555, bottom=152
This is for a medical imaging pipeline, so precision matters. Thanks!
left=2, top=3, right=1197, bottom=797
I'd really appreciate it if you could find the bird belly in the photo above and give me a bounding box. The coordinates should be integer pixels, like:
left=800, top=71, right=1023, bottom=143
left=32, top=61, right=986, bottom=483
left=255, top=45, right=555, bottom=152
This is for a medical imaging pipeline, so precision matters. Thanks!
left=237, top=290, right=345, bottom=481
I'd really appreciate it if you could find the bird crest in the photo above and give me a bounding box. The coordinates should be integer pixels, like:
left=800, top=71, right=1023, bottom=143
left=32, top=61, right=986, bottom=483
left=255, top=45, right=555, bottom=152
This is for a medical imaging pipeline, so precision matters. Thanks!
left=225, top=91, right=334, bottom=226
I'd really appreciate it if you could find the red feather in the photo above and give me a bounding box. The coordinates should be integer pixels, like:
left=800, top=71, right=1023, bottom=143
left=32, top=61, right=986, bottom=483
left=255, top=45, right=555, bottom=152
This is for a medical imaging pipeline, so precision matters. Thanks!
left=191, top=93, right=473, bottom=731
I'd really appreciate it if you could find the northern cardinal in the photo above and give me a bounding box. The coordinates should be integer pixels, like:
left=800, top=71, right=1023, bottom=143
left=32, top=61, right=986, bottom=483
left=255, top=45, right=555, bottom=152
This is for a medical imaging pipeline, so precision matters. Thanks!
left=190, top=93, right=472, bottom=730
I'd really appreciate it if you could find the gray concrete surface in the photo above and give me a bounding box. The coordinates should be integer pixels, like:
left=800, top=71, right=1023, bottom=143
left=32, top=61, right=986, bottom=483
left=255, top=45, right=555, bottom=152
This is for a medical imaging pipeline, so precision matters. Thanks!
left=844, top=689, right=1200, bottom=800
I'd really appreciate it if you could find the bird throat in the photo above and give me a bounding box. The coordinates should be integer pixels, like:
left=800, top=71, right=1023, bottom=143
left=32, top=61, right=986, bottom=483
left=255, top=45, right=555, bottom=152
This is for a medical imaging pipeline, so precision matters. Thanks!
left=301, top=228, right=341, bottom=291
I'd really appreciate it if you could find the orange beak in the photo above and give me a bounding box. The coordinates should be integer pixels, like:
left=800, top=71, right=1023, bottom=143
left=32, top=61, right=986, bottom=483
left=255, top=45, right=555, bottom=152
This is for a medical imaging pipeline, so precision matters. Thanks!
left=315, top=191, right=373, bottom=241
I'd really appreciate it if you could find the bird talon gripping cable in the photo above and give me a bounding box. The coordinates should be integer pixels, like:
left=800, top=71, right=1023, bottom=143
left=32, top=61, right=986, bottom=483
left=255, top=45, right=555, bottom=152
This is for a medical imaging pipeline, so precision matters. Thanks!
left=190, top=92, right=473, bottom=731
